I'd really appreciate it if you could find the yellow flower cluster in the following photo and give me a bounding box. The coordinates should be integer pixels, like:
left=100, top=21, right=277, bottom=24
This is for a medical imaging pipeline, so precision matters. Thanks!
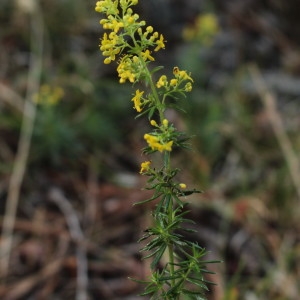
left=33, top=84, right=64, bottom=105
left=143, top=118, right=174, bottom=152
left=95, top=0, right=166, bottom=76
left=100, top=32, right=123, bottom=64
left=183, top=13, right=219, bottom=44
left=156, top=67, right=194, bottom=92
left=144, top=133, right=173, bottom=152
left=96, top=1, right=192, bottom=155
left=117, top=55, right=139, bottom=83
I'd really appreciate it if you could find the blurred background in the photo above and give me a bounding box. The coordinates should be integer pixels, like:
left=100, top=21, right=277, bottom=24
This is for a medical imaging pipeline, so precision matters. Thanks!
left=0, top=0, right=300, bottom=299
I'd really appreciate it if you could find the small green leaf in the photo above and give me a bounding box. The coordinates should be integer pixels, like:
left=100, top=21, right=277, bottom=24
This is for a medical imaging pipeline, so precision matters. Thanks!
left=150, top=244, right=167, bottom=269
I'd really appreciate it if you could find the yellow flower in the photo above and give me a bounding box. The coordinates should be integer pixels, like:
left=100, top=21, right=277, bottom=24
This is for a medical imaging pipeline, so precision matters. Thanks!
left=33, top=85, right=64, bottom=105
left=170, top=79, right=178, bottom=86
left=95, top=0, right=119, bottom=15
left=162, top=119, right=168, bottom=127
left=132, top=89, right=144, bottom=112
left=150, top=120, right=158, bottom=127
left=111, top=19, right=124, bottom=33
left=197, top=13, right=218, bottom=37
left=100, top=32, right=120, bottom=63
left=149, top=31, right=159, bottom=42
left=156, top=75, right=168, bottom=88
left=117, top=56, right=137, bottom=83
left=179, top=183, right=187, bottom=189
left=140, top=161, right=151, bottom=174
left=144, top=134, right=173, bottom=152
left=141, top=50, right=155, bottom=62
left=104, top=57, right=112, bottom=64
left=184, top=82, right=192, bottom=92
left=178, top=70, right=193, bottom=82
left=183, top=13, right=219, bottom=44
left=144, top=134, right=160, bottom=151
left=163, top=140, right=173, bottom=152
left=95, top=1, right=105, bottom=13
left=173, top=67, right=193, bottom=81
left=146, top=26, right=153, bottom=33
left=154, top=34, right=165, bottom=51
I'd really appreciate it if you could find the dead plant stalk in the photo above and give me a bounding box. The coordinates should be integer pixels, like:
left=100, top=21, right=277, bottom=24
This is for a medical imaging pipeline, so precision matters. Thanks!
left=0, top=6, right=44, bottom=279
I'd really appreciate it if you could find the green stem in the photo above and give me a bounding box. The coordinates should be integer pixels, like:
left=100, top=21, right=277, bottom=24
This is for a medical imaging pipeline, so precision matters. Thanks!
left=130, top=32, right=178, bottom=296
left=167, top=212, right=176, bottom=286
left=140, top=56, right=165, bottom=121
left=164, top=151, right=176, bottom=293
left=129, top=33, right=164, bottom=120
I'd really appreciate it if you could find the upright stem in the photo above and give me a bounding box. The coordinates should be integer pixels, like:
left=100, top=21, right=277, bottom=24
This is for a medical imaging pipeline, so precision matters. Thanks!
left=132, top=44, right=165, bottom=120
left=131, top=29, right=180, bottom=293
left=167, top=210, right=176, bottom=287
left=138, top=54, right=178, bottom=294
left=164, top=151, right=177, bottom=292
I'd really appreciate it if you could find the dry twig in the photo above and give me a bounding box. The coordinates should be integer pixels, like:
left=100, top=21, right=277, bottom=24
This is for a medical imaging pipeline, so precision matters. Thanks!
left=249, top=64, right=300, bottom=201
left=0, top=6, right=44, bottom=279
left=49, top=188, right=89, bottom=300
left=0, top=83, right=24, bottom=113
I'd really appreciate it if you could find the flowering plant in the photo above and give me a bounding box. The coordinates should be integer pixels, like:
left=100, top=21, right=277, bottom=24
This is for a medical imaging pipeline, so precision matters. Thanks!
left=95, top=0, right=218, bottom=298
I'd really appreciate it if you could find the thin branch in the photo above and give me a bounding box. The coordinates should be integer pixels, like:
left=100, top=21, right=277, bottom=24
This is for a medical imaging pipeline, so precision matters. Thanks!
left=0, top=6, right=44, bottom=279
left=249, top=64, right=300, bottom=201
left=0, top=83, right=24, bottom=113
left=48, top=188, right=89, bottom=300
